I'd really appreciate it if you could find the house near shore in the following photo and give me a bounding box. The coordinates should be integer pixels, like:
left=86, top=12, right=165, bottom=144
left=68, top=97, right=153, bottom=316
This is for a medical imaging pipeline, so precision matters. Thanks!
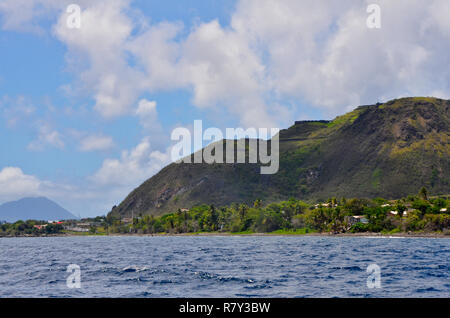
left=63, top=221, right=92, bottom=232
left=346, top=215, right=369, bottom=226
left=75, top=223, right=91, bottom=227
left=314, top=203, right=338, bottom=208
left=64, top=226, right=89, bottom=232
left=48, top=221, right=63, bottom=224
left=389, top=210, right=411, bottom=217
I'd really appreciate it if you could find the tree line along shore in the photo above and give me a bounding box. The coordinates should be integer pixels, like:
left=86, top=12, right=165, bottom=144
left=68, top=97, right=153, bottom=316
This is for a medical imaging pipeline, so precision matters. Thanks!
left=1, top=188, right=449, bottom=237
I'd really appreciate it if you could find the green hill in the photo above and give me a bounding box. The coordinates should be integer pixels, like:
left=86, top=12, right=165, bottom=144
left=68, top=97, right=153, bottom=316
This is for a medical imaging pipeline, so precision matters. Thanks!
left=109, top=97, right=450, bottom=218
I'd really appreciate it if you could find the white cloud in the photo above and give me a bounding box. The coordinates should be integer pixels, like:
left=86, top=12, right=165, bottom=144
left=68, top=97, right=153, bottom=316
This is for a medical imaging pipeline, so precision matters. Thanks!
left=129, top=18, right=280, bottom=127
left=0, top=161, right=169, bottom=217
left=4, top=0, right=450, bottom=125
left=0, top=167, right=42, bottom=200
left=179, top=20, right=278, bottom=127
left=0, top=167, right=76, bottom=210
left=27, top=124, right=64, bottom=151
left=136, top=99, right=157, bottom=117
left=127, top=21, right=184, bottom=91
left=229, top=0, right=450, bottom=113
left=134, top=98, right=163, bottom=133
left=91, top=137, right=170, bottom=187
left=50, top=1, right=283, bottom=127
left=0, top=0, right=55, bottom=33
left=79, top=135, right=115, bottom=152
left=0, top=166, right=121, bottom=217
left=53, top=0, right=146, bottom=118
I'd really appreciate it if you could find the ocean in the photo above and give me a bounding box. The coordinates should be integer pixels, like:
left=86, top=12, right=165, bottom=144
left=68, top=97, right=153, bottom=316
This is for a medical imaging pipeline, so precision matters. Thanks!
left=0, top=236, right=448, bottom=298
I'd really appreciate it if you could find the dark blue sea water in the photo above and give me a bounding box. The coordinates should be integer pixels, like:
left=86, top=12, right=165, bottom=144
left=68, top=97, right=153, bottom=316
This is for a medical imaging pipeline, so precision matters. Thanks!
left=0, top=236, right=448, bottom=298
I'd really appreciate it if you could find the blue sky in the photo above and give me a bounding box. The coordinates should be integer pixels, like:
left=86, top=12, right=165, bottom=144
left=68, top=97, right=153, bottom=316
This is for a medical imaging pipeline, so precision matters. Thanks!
left=0, top=0, right=449, bottom=217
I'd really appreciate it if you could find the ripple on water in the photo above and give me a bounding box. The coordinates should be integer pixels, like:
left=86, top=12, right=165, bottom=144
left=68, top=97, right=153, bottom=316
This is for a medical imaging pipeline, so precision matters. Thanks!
left=0, top=236, right=448, bottom=298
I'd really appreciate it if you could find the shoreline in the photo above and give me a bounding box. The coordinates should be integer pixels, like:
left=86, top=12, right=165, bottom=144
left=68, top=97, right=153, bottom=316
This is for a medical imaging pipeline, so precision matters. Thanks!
left=103, top=232, right=449, bottom=238
left=1, top=232, right=448, bottom=239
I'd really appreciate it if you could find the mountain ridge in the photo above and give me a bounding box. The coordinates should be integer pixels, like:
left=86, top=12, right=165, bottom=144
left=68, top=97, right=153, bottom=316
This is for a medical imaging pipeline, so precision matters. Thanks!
left=109, top=97, right=450, bottom=218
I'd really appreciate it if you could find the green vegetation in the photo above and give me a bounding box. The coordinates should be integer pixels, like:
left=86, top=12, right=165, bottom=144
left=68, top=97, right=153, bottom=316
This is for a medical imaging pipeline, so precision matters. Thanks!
left=326, top=108, right=362, bottom=129
left=105, top=189, right=449, bottom=236
left=0, top=220, right=63, bottom=237
left=2, top=190, right=448, bottom=237
left=109, top=97, right=450, bottom=218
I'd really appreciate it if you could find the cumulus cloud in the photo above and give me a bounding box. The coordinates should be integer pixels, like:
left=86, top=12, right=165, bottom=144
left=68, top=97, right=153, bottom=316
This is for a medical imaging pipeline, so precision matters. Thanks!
left=179, top=20, right=276, bottom=127
left=0, top=167, right=75, bottom=208
left=49, top=0, right=450, bottom=126
left=53, top=0, right=146, bottom=118
left=79, top=135, right=115, bottom=152
left=230, top=0, right=450, bottom=113
left=0, top=167, right=42, bottom=200
left=4, top=0, right=450, bottom=124
left=128, top=17, right=280, bottom=127
left=127, top=21, right=184, bottom=91
left=0, top=0, right=58, bottom=33
left=50, top=0, right=283, bottom=127
left=134, top=99, right=164, bottom=134
left=136, top=99, right=157, bottom=117
left=91, top=137, right=170, bottom=187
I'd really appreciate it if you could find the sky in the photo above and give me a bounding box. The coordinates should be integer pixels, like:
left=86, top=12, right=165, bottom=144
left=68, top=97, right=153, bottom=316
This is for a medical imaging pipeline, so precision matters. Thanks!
left=0, top=0, right=449, bottom=217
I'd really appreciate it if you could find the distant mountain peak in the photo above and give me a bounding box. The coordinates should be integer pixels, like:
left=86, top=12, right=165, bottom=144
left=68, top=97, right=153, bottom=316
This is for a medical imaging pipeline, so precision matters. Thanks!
left=0, top=197, right=77, bottom=223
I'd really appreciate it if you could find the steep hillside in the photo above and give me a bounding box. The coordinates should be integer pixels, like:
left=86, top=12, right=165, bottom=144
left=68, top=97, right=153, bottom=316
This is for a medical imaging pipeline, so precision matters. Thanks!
left=109, top=97, right=450, bottom=218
